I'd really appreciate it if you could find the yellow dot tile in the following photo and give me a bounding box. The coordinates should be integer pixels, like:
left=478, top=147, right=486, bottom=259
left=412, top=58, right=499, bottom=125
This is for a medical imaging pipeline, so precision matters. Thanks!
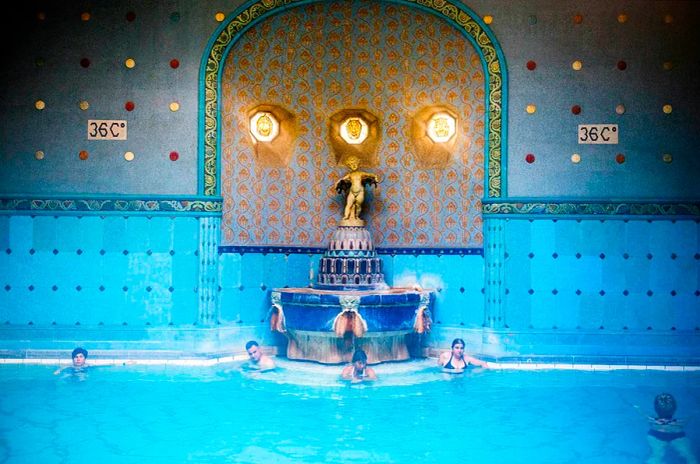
left=215, top=12, right=225, bottom=22
left=662, top=153, right=673, bottom=163
left=615, top=104, right=625, bottom=115
left=124, top=58, right=136, bottom=69
left=35, top=150, right=45, bottom=160
left=572, top=60, right=583, bottom=71
left=663, top=14, right=673, bottom=24
left=662, top=104, right=672, bottom=114
left=617, top=13, right=628, bottom=23
left=571, top=154, right=581, bottom=164
left=169, top=102, right=180, bottom=112
left=124, top=151, right=135, bottom=161
left=81, top=12, right=91, bottom=21
left=662, top=61, right=673, bottom=70
left=526, top=104, right=537, bottom=114
left=35, top=100, right=45, bottom=110
left=79, top=100, right=89, bottom=111
left=483, top=15, right=493, bottom=25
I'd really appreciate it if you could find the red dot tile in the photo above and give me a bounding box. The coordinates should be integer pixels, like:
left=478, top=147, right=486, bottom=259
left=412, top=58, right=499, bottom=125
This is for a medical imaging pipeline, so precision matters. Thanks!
left=617, top=60, right=627, bottom=70
left=125, top=101, right=135, bottom=111
left=169, top=151, right=179, bottom=161
left=526, top=60, right=536, bottom=70
left=79, top=150, right=89, bottom=160
left=525, top=153, right=535, bottom=164
left=616, top=153, right=625, bottom=164
left=571, top=105, right=581, bottom=115
left=126, top=11, right=136, bottom=22
left=80, top=58, right=90, bottom=68
left=170, top=59, right=180, bottom=69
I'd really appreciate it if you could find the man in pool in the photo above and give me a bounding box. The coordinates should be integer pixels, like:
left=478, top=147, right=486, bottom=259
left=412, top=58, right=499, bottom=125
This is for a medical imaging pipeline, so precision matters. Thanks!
left=244, top=340, right=276, bottom=371
left=53, top=347, right=89, bottom=375
left=438, top=338, right=489, bottom=373
left=636, top=393, right=697, bottom=464
left=341, top=349, right=377, bottom=383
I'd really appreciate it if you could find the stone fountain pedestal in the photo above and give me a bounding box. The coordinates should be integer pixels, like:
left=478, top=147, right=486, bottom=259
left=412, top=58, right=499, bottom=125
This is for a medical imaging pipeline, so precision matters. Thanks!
left=271, top=226, right=434, bottom=364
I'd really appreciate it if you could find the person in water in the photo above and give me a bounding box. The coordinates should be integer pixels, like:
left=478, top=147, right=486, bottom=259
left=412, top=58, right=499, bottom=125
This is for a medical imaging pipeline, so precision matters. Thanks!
left=438, top=338, right=489, bottom=373
left=635, top=393, right=697, bottom=464
left=341, top=349, right=377, bottom=383
left=244, top=340, right=276, bottom=372
left=53, top=347, right=89, bottom=376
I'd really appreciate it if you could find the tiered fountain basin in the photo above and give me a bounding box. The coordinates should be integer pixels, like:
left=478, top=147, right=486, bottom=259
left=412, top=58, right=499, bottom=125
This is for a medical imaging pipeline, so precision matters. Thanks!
left=271, top=287, right=434, bottom=364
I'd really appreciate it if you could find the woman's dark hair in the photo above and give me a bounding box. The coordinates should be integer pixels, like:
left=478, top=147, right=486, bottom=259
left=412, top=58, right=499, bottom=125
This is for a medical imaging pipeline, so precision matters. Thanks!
left=451, top=338, right=466, bottom=348
left=71, top=347, right=88, bottom=359
left=352, top=349, right=368, bottom=363
left=654, top=393, right=677, bottom=419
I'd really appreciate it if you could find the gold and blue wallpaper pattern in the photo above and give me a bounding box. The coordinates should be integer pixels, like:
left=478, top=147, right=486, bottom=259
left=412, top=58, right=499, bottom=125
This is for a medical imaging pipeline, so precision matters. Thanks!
left=221, top=1, right=484, bottom=247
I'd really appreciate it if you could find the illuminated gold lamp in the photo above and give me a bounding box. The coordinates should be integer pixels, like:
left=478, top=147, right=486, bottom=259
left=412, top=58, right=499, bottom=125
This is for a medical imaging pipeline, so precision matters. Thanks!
left=339, top=117, right=369, bottom=145
left=250, top=111, right=280, bottom=143
left=329, top=109, right=380, bottom=166
left=410, top=105, right=459, bottom=168
left=426, top=112, right=456, bottom=143
left=247, top=105, right=295, bottom=167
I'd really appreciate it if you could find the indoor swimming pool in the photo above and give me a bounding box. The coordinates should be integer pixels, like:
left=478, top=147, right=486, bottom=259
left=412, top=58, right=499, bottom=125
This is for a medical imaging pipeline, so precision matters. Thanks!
left=1, top=359, right=698, bottom=463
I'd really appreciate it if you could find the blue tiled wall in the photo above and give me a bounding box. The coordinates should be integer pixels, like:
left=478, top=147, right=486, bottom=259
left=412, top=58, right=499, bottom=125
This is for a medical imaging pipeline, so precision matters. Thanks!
left=0, top=215, right=199, bottom=326
left=1, top=0, right=698, bottom=358
left=503, top=218, right=699, bottom=331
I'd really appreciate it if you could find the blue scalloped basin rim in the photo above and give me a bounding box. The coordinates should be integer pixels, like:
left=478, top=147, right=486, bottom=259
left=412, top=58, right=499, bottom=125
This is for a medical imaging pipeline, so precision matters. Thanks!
left=274, top=287, right=434, bottom=332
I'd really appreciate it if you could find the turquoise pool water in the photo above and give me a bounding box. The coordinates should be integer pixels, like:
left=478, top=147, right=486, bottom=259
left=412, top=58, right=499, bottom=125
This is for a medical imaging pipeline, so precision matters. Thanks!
left=1, top=359, right=698, bottom=463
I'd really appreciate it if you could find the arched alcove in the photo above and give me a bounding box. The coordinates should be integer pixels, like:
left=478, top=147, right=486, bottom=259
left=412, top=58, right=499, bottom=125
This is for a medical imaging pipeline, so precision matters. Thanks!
left=199, top=0, right=507, bottom=249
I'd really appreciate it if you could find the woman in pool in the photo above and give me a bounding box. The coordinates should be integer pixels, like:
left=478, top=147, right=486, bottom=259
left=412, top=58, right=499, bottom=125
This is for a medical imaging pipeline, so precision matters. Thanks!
left=438, top=338, right=489, bottom=373
left=341, top=349, right=377, bottom=383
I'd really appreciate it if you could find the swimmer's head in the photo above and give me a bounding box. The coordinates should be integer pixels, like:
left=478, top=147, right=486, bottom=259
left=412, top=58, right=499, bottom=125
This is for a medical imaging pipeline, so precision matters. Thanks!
left=71, top=347, right=88, bottom=366
left=654, top=393, right=677, bottom=419
left=451, top=338, right=466, bottom=349
left=351, top=349, right=368, bottom=371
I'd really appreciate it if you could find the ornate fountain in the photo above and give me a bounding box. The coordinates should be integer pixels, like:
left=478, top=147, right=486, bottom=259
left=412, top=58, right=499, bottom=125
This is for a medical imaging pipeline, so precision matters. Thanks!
left=270, top=156, right=434, bottom=364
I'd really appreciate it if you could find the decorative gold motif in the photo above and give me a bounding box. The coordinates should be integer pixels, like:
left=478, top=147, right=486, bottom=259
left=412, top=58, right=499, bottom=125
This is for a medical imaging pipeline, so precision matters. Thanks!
left=340, top=117, right=368, bottom=144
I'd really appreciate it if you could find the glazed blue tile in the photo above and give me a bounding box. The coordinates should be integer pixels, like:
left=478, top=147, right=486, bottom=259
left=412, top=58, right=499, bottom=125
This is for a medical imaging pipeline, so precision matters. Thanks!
left=102, top=216, right=128, bottom=251
left=148, top=217, right=175, bottom=251
left=0, top=215, right=8, bottom=248
left=173, top=217, right=199, bottom=251
left=219, top=253, right=242, bottom=288
left=124, top=216, right=150, bottom=250
left=285, top=253, right=311, bottom=288
left=262, top=253, right=287, bottom=290
left=31, top=216, right=57, bottom=251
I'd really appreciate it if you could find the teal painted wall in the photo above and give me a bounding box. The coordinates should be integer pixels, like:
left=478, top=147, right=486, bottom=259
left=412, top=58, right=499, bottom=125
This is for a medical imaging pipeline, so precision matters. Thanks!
left=0, top=0, right=698, bottom=357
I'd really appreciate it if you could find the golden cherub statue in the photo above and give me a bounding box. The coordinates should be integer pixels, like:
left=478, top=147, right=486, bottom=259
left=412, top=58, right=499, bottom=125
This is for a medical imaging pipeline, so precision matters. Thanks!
left=335, top=156, right=379, bottom=227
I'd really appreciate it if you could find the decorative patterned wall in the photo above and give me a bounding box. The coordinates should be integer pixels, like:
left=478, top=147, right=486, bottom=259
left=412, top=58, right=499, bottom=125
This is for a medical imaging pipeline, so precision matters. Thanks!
left=220, top=1, right=485, bottom=248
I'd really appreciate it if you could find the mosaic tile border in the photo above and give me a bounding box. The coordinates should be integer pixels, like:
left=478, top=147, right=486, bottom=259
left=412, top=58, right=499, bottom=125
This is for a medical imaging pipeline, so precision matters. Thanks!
left=0, top=197, right=223, bottom=216
left=483, top=200, right=700, bottom=218
left=218, top=245, right=484, bottom=256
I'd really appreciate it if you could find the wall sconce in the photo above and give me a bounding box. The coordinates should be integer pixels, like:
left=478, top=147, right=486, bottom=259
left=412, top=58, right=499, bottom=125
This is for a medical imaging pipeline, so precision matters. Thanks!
left=410, top=105, right=459, bottom=169
left=250, top=111, right=280, bottom=143
left=247, top=104, right=296, bottom=167
left=427, top=112, right=456, bottom=143
left=339, top=117, right=369, bottom=145
left=329, top=109, right=380, bottom=167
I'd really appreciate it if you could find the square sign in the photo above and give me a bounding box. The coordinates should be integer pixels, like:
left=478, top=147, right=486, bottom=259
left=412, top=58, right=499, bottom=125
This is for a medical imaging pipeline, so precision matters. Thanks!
left=87, top=120, right=127, bottom=140
left=578, top=124, right=618, bottom=144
